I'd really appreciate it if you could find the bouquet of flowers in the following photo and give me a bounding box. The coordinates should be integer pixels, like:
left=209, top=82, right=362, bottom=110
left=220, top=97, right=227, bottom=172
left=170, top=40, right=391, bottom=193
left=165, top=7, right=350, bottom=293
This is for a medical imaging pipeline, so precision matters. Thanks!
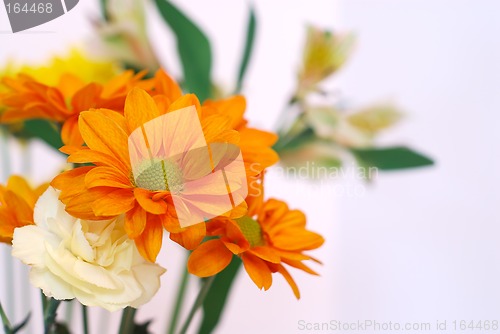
left=0, top=1, right=433, bottom=333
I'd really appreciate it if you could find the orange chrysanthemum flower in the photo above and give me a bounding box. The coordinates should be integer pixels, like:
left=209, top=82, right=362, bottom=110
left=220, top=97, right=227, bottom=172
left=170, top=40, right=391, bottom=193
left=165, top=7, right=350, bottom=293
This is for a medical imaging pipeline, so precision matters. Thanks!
left=51, top=82, right=247, bottom=262
left=0, top=70, right=151, bottom=146
left=0, top=175, right=48, bottom=244
left=187, top=198, right=324, bottom=298
left=51, top=70, right=280, bottom=262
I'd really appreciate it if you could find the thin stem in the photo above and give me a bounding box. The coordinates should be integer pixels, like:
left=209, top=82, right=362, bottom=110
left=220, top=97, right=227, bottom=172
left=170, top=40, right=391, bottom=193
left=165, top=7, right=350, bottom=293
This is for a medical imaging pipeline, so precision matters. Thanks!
left=82, top=305, right=89, bottom=334
left=118, top=307, right=136, bottom=334
left=40, top=291, right=47, bottom=312
left=2, top=250, right=15, bottom=323
left=43, top=298, right=61, bottom=334
left=178, top=275, right=216, bottom=334
left=167, top=267, right=190, bottom=334
left=64, top=300, right=74, bottom=329
left=0, top=126, right=11, bottom=180
left=272, top=96, right=300, bottom=133
left=0, top=128, right=14, bottom=324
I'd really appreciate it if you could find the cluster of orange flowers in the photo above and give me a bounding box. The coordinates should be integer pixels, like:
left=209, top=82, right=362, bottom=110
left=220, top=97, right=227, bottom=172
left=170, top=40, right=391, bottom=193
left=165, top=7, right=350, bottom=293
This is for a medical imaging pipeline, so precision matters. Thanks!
left=0, top=69, right=324, bottom=298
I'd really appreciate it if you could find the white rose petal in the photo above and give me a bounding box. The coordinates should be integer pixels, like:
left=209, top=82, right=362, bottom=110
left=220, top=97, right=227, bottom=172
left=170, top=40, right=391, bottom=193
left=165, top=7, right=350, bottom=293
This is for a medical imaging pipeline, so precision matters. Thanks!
left=12, top=187, right=166, bottom=311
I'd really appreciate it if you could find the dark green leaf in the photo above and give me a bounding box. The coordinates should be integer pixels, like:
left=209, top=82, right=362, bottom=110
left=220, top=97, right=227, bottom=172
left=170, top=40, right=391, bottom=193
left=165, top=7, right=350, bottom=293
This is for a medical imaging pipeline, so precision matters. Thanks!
left=133, top=320, right=153, bottom=334
left=235, top=6, right=257, bottom=93
left=351, top=146, right=434, bottom=170
left=0, top=303, right=12, bottom=334
left=154, top=0, right=212, bottom=102
left=12, top=313, right=30, bottom=334
left=53, top=322, right=71, bottom=334
left=198, top=257, right=241, bottom=334
left=273, top=127, right=316, bottom=153
left=11, top=120, right=64, bottom=152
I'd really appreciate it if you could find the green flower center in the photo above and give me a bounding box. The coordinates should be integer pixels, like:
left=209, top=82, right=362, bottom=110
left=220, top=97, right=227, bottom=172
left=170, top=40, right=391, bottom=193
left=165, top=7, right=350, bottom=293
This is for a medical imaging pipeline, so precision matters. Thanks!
left=135, top=158, right=184, bottom=193
left=236, top=216, right=264, bottom=247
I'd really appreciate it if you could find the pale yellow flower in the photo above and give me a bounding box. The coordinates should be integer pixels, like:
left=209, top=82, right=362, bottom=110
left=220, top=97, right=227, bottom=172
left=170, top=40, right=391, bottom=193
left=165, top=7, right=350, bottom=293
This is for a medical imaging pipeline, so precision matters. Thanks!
left=297, top=26, right=355, bottom=97
left=12, top=187, right=166, bottom=312
left=347, top=104, right=402, bottom=134
left=91, top=0, right=160, bottom=71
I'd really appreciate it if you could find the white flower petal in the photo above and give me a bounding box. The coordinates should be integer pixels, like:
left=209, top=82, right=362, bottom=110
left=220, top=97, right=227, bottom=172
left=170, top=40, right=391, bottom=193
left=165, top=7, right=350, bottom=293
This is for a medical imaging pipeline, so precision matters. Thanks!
left=12, top=187, right=166, bottom=311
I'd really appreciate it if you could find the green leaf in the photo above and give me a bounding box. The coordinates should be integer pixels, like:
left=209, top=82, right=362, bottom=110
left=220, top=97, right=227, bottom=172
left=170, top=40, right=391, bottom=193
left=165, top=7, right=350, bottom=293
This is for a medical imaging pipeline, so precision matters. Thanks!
left=12, top=313, right=30, bottom=334
left=235, top=6, right=257, bottom=93
left=351, top=146, right=434, bottom=170
left=273, top=127, right=316, bottom=153
left=11, top=120, right=64, bottom=152
left=133, top=320, right=153, bottom=334
left=100, top=0, right=109, bottom=21
left=0, top=302, right=12, bottom=334
left=154, top=0, right=212, bottom=102
left=198, top=257, right=241, bottom=334
left=53, top=322, right=71, bottom=334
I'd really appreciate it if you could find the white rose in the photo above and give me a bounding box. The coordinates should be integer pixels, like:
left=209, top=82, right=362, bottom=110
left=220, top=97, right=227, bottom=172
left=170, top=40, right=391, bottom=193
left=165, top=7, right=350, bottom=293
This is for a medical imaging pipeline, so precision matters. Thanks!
left=12, top=187, right=166, bottom=312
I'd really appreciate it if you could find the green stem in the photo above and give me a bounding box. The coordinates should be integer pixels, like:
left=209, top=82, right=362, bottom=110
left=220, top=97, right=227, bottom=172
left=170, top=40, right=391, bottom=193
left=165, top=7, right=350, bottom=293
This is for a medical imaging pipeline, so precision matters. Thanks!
left=167, top=267, right=190, bottom=334
left=178, top=275, right=216, bottom=334
left=0, top=128, right=14, bottom=323
left=43, top=298, right=61, bottom=334
left=0, top=126, right=11, bottom=180
left=118, top=307, right=136, bottom=334
left=40, top=291, right=47, bottom=312
left=64, top=300, right=74, bottom=328
left=82, top=305, right=89, bottom=334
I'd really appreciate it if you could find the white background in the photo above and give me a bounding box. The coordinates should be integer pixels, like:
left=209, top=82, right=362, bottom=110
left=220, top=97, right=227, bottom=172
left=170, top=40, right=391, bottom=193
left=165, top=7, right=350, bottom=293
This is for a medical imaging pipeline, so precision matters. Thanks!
left=1, top=0, right=500, bottom=333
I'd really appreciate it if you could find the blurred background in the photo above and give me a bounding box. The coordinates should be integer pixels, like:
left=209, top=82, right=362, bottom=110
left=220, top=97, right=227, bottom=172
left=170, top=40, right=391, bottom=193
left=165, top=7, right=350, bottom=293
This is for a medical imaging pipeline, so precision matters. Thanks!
left=1, top=0, right=499, bottom=333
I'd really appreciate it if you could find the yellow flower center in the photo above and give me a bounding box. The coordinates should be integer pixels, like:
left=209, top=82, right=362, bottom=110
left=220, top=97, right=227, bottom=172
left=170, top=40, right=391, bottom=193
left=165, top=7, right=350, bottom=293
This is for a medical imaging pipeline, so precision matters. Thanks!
left=236, top=216, right=264, bottom=247
left=135, top=158, right=184, bottom=193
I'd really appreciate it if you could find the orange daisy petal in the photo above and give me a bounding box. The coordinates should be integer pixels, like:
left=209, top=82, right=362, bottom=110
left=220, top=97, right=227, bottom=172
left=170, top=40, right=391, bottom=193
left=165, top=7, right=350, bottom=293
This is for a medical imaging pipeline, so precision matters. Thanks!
left=203, top=95, right=246, bottom=129
left=170, top=222, right=206, bottom=250
left=64, top=188, right=115, bottom=220
left=188, top=239, right=233, bottom=277
left=275, top=249, right=311, bottom=262
left=71, top=83, right=102, bottom=111
left=248, top=246, right=281, bottom=264
left=124, top=87, right=160, bottom=133
left=134, top=188, right=168, bottom=214
left=51, top=166, right=94, bottom=201
left=93, top=108, right=128, bottom=131
left=134, top=215, right=163, bottom=262
left=153, top=95, right=172, bottom=115
left=281, top=258, right=319, bottom=276
left=125, top=204, right=147, bottom=239
left=277, top=265, right=301, bottom=299
left=3, top=190, right=33, bottom=224
left=271, top=231, right=325, bottom=251
left=168, top=94, right=201, bottom=117
left=154, top=70, right=182, bottom=102
left=68, top=150, right=129, bottom=176
left=241, top=252, right=273, bottom=290
left=79, top=111, right=130, bottom=166
left=90, top=188, right=135, bottom=217
left=6, top=175, right=38, bottom=207
left=61, top=115, right=83, bottom=147
left=85, top=166, right=132, bottom=189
